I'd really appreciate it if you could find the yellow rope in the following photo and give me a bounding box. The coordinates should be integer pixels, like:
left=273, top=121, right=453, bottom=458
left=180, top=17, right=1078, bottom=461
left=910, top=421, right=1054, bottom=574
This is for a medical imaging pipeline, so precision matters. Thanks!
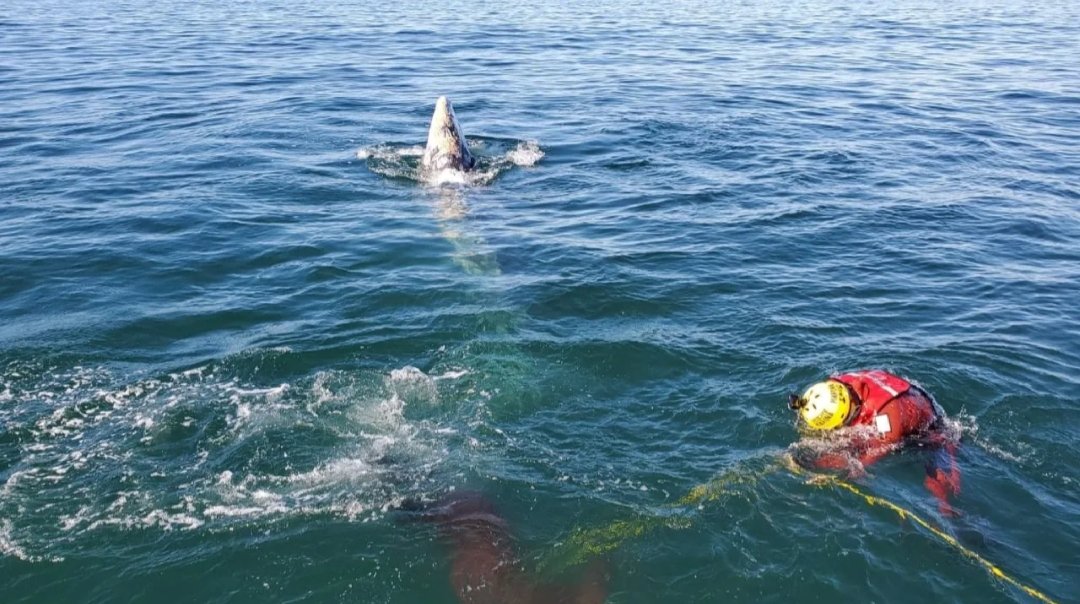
left=539, top=459, right=1059, bottom=603
left=537, top=465, right=774, bottom=574
left=675, top=464, right=780, bottom=506
left=810, top=474, right=1058, bottom=604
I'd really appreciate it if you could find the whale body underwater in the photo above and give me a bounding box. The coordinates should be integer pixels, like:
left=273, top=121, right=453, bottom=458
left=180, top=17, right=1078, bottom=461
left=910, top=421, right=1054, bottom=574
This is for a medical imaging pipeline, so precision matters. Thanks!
left=422, top=96, right=476, bottom=173
left=405, top=492, right=608, bottom=604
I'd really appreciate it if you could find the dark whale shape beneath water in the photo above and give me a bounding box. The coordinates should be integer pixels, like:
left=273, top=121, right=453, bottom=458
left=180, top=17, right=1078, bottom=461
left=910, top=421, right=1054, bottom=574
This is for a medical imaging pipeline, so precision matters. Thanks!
left=422, top=96, right=476, bottom=173
left=402, top=491, right=608, bottom=604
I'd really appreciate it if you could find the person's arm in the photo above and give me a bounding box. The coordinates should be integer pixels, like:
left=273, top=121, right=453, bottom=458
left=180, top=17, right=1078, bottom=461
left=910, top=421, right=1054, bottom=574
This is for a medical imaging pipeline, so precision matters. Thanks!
left=852, top=440, right=895, bottom=468
left=792, top=443, right=869, bottom=478
left=799, top=403, right=903, bottom=475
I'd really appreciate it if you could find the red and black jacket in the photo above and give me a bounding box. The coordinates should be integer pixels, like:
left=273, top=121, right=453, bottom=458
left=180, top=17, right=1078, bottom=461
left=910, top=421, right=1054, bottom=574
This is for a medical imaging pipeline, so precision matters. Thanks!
left=826, top=370, right=941, bottom=465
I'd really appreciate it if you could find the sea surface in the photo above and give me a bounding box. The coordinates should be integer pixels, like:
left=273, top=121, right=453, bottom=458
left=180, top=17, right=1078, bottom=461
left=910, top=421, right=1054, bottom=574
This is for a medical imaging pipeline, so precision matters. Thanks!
left=2, top=1, right=1078, bottom=602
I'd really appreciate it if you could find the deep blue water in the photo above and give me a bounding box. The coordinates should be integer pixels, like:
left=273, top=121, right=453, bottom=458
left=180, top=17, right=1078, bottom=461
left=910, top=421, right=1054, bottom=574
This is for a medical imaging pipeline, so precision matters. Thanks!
left=2, top=1, right=1079, bottom=602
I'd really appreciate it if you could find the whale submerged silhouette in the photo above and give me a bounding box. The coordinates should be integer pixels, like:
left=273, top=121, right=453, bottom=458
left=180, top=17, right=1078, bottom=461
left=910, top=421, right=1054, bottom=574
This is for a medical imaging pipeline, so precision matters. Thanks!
left=405, top=491, right=608, bottom=604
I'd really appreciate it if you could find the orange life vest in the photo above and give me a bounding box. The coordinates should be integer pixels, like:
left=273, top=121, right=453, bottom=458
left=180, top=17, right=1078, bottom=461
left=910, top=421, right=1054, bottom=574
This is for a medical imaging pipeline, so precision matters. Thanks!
left=831, top=370, right=915, bottom=427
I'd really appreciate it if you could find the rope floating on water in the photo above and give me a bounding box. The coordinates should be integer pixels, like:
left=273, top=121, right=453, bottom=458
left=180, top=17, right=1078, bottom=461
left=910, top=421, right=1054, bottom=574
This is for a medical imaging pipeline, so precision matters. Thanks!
left=539, top=459, right=1058, bottom=604
left=813, top=475, right=1058, bottom=604
left=537, top=465, right=774, bottom=574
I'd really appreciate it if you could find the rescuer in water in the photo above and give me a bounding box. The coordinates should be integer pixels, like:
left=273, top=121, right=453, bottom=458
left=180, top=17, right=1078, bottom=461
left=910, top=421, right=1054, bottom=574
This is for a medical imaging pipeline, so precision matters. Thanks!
left=787, top=369, right=962, bottom=515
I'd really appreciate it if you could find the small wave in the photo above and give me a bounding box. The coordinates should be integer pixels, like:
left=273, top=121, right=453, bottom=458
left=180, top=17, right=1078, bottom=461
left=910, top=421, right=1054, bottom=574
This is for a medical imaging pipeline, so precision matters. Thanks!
left=356, top=143, right=424, bottom=161
left=954, top=412, right=1033, bottom=465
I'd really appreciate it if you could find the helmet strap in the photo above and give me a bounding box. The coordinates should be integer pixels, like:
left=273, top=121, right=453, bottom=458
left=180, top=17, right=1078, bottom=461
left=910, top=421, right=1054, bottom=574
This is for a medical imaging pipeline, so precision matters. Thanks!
left=839, top=382, right=860, bottom=425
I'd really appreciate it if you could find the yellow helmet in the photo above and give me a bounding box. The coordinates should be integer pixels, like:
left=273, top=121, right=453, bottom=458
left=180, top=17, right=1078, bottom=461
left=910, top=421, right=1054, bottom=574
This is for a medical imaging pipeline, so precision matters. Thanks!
left=793, top=381, right=853, bottom=430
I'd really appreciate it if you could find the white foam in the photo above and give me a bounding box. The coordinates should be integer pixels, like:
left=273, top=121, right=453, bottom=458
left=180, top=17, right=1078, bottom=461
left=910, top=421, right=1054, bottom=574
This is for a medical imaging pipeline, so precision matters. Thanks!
left=310, top=371, right=334, bottom=406
left=1, top=359, right=456, bottom=548
left=426, top=168, right=470, bottom=186
left=0, top=522, right=31, bottom=560
left=230, top=383, right=290, bottom=400
left=203, top=504, right=285, bottom=519
left=58, top=499, right=107, bottom=532
left=286, top=456, right=375, bottom=486
left=980, top=441, right=1026, bottom=463
left=388, top=366, right=428, bottom=383
left=133, top=414, right=154, bottom=430
left=167, top=364, right=209, bottom=382
left=225, top=383, right=293, bottom=432
left=386, top=366, right=438, bottom=407
left=86, top=510, right=205, bottom=532
left=0, top=520, right=62, bottom=562
left=508, top=141, right=544, bottom=166
left=434, top=369, right=469, bottom=380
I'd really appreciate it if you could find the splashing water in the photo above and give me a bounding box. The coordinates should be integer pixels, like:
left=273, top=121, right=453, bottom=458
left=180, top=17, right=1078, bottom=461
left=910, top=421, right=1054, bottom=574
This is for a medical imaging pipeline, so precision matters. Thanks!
left=0, top=355, right=475, bottom=561
left=786, top=414, right=975, bottom=476
left=358, top=138, right=543, bottom=187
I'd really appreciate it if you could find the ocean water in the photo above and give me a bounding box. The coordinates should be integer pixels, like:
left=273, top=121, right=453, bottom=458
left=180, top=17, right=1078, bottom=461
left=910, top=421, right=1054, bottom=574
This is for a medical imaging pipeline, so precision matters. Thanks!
left=2, top=1, right=1078, bottom=602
